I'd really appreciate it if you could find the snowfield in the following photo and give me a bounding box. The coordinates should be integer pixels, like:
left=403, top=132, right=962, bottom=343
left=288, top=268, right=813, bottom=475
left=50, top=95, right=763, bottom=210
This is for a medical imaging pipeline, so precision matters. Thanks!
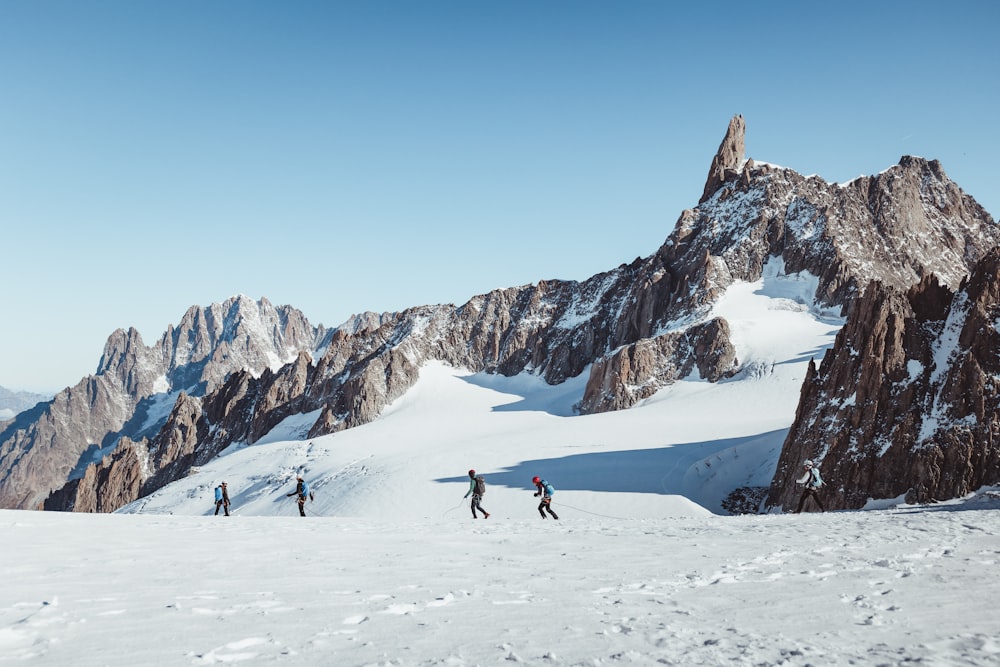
left=2, top=267, right=999, bottom=665
left=3, top=499, right=1000, bottom=665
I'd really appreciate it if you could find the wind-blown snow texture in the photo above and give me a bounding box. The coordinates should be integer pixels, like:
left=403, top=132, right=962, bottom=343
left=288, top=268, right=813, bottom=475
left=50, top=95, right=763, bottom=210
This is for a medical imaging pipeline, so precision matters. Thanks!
left=2, top=267, right=998, bottom=665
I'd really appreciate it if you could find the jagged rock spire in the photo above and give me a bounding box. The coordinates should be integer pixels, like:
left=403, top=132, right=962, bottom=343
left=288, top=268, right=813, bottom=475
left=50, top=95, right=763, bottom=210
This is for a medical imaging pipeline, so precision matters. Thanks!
left=699, top=114, right=746, bottom=204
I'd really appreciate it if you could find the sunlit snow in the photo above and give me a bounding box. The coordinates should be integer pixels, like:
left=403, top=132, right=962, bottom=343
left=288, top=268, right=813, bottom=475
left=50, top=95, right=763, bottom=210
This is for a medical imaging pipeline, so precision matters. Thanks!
left=2, top=266, right=998, bottom=665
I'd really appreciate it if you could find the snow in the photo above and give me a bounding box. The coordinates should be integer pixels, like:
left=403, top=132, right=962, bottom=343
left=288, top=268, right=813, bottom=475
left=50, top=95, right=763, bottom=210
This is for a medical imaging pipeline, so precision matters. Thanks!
left=3, top=268, right=999, bottom=665
left=4, top=495, right=1000, bottom=665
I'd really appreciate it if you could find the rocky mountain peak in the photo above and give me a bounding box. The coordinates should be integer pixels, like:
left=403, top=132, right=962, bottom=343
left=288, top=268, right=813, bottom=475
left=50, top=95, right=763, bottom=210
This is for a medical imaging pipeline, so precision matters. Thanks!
left=26, top=116, right=1000, bottom=515
left=700, top=114, right=746, bottom=204
left=0, top=297, right=326, bottom=510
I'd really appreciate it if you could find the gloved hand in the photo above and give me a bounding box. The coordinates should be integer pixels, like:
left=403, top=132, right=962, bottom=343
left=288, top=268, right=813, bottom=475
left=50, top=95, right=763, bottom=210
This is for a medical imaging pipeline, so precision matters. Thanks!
left=534, top=492, right=540, bottom=497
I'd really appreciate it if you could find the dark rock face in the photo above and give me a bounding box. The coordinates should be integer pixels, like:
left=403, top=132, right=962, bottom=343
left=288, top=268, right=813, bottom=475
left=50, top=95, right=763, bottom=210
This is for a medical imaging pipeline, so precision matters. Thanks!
left=40, top=115, right=1000, bottom=514
left=766, top=248, right=1000, bottom=511
left=580, top=318, right=737, bottom=413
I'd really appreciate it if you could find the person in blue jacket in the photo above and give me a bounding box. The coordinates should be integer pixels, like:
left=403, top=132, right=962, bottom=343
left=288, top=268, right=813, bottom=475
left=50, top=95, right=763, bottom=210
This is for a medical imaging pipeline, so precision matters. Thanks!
left=532, top=476, right=559, bottom=520
left=214, top=482, right=230, bottom=516
left=286, top=475, right=312, bottom=517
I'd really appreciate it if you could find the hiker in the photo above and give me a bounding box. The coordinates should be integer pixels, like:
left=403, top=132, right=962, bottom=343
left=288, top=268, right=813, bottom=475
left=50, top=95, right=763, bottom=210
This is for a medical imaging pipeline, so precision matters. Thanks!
left=794, top=460, right=825, bottom=513
left=532, top=476, right=559, bottom=520
left=286, top=475, right=313, bottom=517
left=463, top=469, right=490, bottom=519
left=214, top=482, right=230, bottom=516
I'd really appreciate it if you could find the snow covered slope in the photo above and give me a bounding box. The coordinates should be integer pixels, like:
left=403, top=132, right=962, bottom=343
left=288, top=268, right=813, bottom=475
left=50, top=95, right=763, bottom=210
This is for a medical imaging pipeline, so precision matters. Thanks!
left=123, top=262, right=841, bottom=519
left=5, top=266, right=999, bottom=665
left=4, top=488, right=1000, bottom=664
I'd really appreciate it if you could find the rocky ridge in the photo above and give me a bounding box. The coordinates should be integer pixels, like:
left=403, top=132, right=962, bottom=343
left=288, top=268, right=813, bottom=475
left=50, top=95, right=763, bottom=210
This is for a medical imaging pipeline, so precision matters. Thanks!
left=767, top=247, right=1000, bottom=511
left=40, top=116, right=1000, bottom=513
left=0, top=295, right=328, bottom=509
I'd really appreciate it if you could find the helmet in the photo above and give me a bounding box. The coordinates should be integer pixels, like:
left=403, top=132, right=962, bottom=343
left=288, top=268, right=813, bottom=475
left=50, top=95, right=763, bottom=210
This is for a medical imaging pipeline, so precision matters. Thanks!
left=468, top=469, right=476, bottom=476
left=803, top=460, right=813, bottom=468
left=532, top=476, right=541, bottom=484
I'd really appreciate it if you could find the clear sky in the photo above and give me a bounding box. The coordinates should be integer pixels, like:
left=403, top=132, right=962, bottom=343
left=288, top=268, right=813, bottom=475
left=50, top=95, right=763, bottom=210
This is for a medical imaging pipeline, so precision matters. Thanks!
left=2, top=0, right=997, bottom=393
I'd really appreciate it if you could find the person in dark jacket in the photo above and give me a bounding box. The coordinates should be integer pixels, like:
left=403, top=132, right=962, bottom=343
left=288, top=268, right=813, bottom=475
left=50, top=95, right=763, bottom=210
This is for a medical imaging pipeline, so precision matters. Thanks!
left=286, top=476, right=312, bottom=517
left=463, top=469, right=490, bottom=519
left=532, top=476, right=559, bottom=520
left=214, top=482, right=230, bottom=516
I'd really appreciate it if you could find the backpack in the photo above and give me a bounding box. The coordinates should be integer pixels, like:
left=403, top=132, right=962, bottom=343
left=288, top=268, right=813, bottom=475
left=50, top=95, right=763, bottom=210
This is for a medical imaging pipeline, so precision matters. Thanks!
left=301, top=480, right=314, bottom=501
left=215, top=486, right=223, bottom=502
left=474, top=475, right=486, bottom=496
left=809, top=467, right=824, bottom=489
left=542, top=480, right=555, bottom=496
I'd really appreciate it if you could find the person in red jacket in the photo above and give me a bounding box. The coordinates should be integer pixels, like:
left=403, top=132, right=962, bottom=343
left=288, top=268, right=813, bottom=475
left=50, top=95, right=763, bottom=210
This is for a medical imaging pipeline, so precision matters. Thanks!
left=532, top=476, right=559, bottom=520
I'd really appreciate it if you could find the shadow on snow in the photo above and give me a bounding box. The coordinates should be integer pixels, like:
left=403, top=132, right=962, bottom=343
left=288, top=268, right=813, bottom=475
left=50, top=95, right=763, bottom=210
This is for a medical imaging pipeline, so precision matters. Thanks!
left=434, top=429, right=786, bottom=505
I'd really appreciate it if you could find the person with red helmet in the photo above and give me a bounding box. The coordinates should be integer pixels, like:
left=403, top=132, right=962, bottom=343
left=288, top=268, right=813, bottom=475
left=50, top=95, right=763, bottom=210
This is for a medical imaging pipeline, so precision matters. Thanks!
left=464, top=469, right=489, bottom=519
left=532, top=476, right=559, bottom=520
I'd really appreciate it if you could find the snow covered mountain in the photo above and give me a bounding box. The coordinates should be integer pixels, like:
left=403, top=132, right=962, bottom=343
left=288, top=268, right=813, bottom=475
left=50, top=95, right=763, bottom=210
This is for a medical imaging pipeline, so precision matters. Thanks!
left=20, top=115, right=1000, bottom=515
left=7, top=285, right=1000, bottom=662
left=0, top=296, right=329, bottom=509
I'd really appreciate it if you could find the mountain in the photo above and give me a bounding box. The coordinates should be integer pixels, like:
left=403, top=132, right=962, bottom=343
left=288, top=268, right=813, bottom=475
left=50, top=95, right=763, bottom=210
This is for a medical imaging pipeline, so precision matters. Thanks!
left=0, top=295, right=329, bottom=509
left=767, top=246, right=1000, bottom=511
left=0, top=387, right=50, bottom=422
left=35, top=115, right=1000, bottom=513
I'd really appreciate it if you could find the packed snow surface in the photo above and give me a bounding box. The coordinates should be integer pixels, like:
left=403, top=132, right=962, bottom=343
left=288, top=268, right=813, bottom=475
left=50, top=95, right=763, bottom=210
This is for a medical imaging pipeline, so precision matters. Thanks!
left=2, top=267, right=998, bottom=664
left=3, top=496, right=1000, bottom=665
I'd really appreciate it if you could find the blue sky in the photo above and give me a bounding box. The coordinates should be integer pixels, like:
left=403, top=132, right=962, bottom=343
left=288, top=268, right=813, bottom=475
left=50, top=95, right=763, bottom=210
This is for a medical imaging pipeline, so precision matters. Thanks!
left=2, top=1, right=997, bottom=393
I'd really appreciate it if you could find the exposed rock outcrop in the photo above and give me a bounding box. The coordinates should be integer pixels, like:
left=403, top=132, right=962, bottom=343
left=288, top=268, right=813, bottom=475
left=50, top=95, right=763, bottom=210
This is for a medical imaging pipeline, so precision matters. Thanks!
left=700, top=114, right=746, bottom=204
left=766, top=247, right=1000, bottom=511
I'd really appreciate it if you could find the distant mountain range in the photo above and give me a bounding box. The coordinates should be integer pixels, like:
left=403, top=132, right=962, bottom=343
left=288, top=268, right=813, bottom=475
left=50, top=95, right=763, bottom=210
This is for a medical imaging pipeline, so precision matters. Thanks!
left=4, top=114, right=998, bottom=514
left=0, top=387, right=51, bottom=422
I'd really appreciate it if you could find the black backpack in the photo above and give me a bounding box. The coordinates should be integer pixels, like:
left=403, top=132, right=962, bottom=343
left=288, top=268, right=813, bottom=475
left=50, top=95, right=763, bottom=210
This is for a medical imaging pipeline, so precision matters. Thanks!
left=474, top=475, right=486, bottom=495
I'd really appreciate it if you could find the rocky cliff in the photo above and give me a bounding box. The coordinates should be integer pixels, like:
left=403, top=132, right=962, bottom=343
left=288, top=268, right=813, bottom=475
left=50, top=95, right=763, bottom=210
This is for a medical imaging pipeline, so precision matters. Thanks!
left=766, top=246, right=1000, bottom=511
left=43, top=116, right=1000, bottom=514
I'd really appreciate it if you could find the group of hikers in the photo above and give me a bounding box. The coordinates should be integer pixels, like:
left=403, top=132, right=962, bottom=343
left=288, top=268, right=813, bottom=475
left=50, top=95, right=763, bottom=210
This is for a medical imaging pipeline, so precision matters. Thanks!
left=463, top=469, right=559, bottom=520
left=212, top=470, right=562, bottom=519
left=212, top=459, right=825, bottom=518
left=213, top=475, right=315, bottom=517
